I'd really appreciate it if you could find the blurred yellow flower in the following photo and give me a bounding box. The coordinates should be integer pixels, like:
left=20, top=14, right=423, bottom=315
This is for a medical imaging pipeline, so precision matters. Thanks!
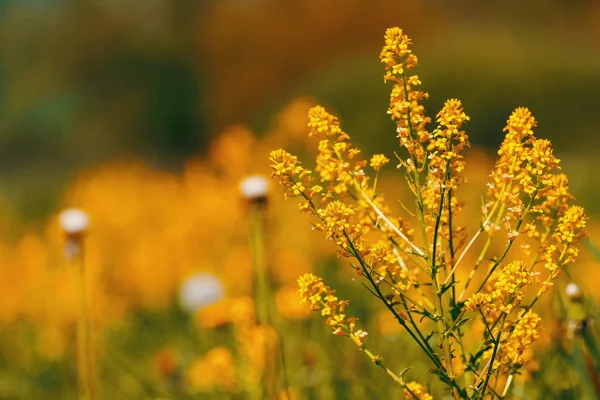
left=186, top=347, right=237, bottom=392
left=275, top=284, right=310, bottom=321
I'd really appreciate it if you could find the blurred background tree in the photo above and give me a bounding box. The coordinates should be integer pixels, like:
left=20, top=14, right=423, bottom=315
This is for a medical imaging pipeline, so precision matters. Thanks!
left=1, top=0, right=599, bottom=219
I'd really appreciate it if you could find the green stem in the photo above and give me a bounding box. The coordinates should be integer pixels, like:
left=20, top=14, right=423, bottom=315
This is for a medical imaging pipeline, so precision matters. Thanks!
left=74, top=238, right=96, bottom=400
left=344, top=232, right=444, bottom=371
left=360, top=346, right=420, bottom=399
left=431, top=187, right=459, bottom=399
left=479, top=314, right=507, bottom=399
left=447, top=187, right=457, bottom=303
left=400, top=293, right=439, bottom=358
left=470, top=188, right=539, bottom=299
left=247, top=203, right=291, bottom=400
left=399, top=74, right=430, bottom=261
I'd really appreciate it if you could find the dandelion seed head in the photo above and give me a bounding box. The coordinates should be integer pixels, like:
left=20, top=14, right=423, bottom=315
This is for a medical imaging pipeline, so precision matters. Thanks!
left=179, top=273, right=225, bottom=314
left=240, top=175, right=269, bottom=200
left=59, top=208, right=89, bottom=235
left=565, top=282, right=582, bottom=300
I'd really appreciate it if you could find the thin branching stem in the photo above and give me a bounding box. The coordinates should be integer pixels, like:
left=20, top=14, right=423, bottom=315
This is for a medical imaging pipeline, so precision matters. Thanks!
left=360, top=191, right=425, bottom=257
left=344, top=232, right=446, bottom=371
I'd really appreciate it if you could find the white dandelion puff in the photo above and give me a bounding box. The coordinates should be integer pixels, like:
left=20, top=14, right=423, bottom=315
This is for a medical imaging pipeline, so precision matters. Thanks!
left=59, top=208, right=89, bottom=235
left=239, top=175, right=269, bottom=200
left=179, top=273, right=225, bottom=314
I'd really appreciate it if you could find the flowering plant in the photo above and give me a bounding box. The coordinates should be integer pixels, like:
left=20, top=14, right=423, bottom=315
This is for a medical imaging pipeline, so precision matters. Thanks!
left=270, top=27, right=588, bottom=399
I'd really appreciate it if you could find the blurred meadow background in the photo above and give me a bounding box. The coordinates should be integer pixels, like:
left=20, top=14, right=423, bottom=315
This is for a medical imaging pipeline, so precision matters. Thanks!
left=1, top=0, right=600, bottom=399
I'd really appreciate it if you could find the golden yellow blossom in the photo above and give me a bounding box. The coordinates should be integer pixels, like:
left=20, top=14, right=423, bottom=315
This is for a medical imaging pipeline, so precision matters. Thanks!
left=308, top=105, right=349, bottom=140
left=533, top=173, right=573, bottom=230
left=365, top=241, right=415, bottom=292
left=427, top=98, right=470, bottom=186
left=381, top=28, right=430, bottom=163
left=298, top=273, right=367, bottom=347
left=404, top=381, right=433, bottom=400
left=186, top=347, right=237, bottom=392
left=422, top=99, right=470, bottom=246
left=486, top=107, right=537, bottom=208
left=370, top=154, right=390, bottom=171
left=543, top=205, right=588, bottom=272
left=308, top=106, right=366, bottom=194
left=380, top=27, right=418, bottom=80
left=466, top=261, right=534, bottom=320
left=490, top=261, right=534, bottom=314
left=496, top=311, right=541, bottom=369
left=465, top=292, right=492, bottom=313
left=521, top=138, right=560, bottom=195
left=267, top=27, right=592, bottom=398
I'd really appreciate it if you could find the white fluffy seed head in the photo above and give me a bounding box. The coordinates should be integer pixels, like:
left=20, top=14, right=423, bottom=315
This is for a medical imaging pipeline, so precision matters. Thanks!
left=179, top=273, right=225, bottom=314
left=59, top=208, right=89, bottom=235
left=565, top=282, right=582, bottom=300
left=239, top=175, right=269, bottom=200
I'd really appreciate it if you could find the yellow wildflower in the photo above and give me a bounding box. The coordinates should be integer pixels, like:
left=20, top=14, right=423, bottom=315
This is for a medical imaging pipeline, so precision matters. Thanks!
left=370, top=154, right=390, bottom=171
left=521, top=138, right=560, bottom=194
left=269, top=149, right=316, bottom=205
left=543, top=205, right=587, bottom=272
left=422, top=99, right=470, bottom=245
left=308, top=105, right=349, bottom=140
left=534, top=173, right=573, bottom=229
left=497, top=311, right=541, bottom=369
left=490, top=261, right=534, bottom=313
left=186, top=347, right=237, bottom=392
left=309, top=106, right=367, bottom=194
left=380, top=27, right=430, bottom=163
left=404, top=381, right=433, bottom=400
left=298, top=273, right=367, bottom=347
left=487, top=107, right=537, bottom=206
left=465, top=293, right=493, bottom=314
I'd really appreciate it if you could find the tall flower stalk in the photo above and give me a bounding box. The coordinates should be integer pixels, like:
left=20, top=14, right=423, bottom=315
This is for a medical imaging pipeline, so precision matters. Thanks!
left=60, top=209, right=97, bottom=400
left=241, top=176, right=291, bottom=400
left=269, top=27, right=588, bottom=399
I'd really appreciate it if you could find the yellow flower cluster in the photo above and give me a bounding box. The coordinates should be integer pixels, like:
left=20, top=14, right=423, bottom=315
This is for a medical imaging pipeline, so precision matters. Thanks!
left=308, top=105, right=350, bottom=139
left=269, top=27, right=592, bottom=397
left=314, top=200, right=369, bottom=257
left=186, top=347, right=237, bottom=392
left=380, top=27, right=429, bottom=164
left=272, top=100, right=418, bottom=271
left=310, top=106, right=366, bottom=195
left=486, top=108, right=538, bottom=229
left=496, top=311, right=541, bottom=369
left=466, top=261, right=534, bottom=316
left=422, top=99, right=470, bottom=244
left=404, top=381, right=433, bottom=400
left=484, top=107, right=563, bottom=240
left=365, top=241, right=415, bottom=292
left=238, top=324, right=280, bottom=387
left=194, top=295, right=282, bottom=395
left=272, top=100, right=421, bottom=265
left=522, top=139, right=560, bottom=194
left=270, top=149, right=313, bottom=199
left=543, top=205, right=588, bottom=272
left=298, top=273, right=367, bottom=348
left=369, top=154, right=390, bottom=171
left=427, top=99, right=470, bottom=188
left=531, top=173, right=573, bottom=231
